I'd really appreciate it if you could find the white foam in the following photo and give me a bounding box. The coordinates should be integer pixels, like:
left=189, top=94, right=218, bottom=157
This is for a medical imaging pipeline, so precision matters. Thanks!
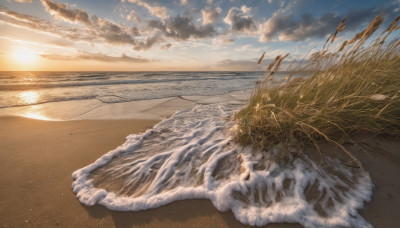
left=72, top=104, right=373, bottom=227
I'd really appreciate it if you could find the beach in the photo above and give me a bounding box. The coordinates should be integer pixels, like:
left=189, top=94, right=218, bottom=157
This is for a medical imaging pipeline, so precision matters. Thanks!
left=0, top=116, right=303, bottom=228
left=0, top=111, right=399, bottom=227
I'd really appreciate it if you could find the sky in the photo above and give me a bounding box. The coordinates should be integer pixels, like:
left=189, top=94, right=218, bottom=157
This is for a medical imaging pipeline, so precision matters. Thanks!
left=0, top=0, right=398, bottom=71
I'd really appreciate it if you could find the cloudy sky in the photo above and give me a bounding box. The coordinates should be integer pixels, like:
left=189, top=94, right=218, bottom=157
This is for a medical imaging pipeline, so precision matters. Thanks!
left=0, top=0, right=398, bottom=71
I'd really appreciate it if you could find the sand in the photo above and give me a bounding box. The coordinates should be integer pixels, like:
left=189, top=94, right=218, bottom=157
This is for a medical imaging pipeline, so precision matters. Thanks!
left=0, top=116, right=398, bottom=227
left=0, top=117, right=300, bottom=228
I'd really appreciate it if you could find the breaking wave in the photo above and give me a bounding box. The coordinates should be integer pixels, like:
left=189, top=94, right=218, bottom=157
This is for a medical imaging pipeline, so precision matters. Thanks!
left=72, top=104, right=373, bottom=227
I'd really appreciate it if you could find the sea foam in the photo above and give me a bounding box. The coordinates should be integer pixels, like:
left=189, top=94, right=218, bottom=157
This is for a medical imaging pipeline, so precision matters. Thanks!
left=72, top=104, right=373, bottom=227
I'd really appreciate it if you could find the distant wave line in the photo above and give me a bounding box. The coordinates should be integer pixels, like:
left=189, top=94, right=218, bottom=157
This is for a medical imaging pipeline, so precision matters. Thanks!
left=0, top=76, right=259, bottom=91
left=0, top=89, right=250, bottom=109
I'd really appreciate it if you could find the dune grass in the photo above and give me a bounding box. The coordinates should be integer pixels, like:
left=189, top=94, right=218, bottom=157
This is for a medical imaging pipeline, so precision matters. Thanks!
left=234, top=14, right=400, bottom=166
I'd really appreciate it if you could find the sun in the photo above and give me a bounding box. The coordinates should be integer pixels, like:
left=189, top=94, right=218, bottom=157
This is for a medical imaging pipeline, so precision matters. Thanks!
left=12, top=48, right=38, bottom=65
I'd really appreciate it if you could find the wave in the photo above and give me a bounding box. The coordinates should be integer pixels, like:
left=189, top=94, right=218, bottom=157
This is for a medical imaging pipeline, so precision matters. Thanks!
left=0, top=76, right=260, bottom=91
left=0, top=95, right=98, bottom=109
left=72, top=104, right=373, bottom=227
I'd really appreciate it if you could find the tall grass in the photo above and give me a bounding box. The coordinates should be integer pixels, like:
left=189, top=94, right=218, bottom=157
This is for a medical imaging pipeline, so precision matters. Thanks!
left=234, top=14, right=400, bottom=166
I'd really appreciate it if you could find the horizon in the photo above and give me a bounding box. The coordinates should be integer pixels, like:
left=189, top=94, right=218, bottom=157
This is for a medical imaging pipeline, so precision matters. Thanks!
left=0, top=0, right=398, bottom=71
left=0, top=70, right=289, bottom=72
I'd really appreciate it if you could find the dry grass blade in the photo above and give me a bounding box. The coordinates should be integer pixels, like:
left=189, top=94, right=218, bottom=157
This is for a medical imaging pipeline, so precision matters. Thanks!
left=361, top=12, right=384, bottom=41
left=395, top=40, right=400, bottom=48
left=338, top=40, right=348, bottom=52
left=347, top=12, right=384, bottom=46
left=348, top=31, right=363, bottom=45
left=331, top=18, right=346, bottom=43
left=258, top=52, right=266, bottom=64
left=386, top=16, right=400, bottom=33
left=381, top=16, right=400, bottom=43
left=297, top=121, right=365, bottom=171
left=266, top=55, right=281, bottom=73
left=285, top=72, right=295, bottom=81
left=323, top=18, right=346, bottom=50
left=271, top=53, right=289, bottom=75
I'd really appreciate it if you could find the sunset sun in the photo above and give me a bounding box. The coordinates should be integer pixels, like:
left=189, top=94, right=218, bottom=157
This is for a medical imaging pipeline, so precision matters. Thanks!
left=12, top=48, right=37, bottom=65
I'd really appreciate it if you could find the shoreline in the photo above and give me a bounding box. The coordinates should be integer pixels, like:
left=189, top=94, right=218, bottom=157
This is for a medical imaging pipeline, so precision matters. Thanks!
left=0, top=90, right=251, bottom=121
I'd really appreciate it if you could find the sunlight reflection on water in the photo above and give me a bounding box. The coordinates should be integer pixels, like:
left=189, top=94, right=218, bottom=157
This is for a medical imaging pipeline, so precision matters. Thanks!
left=19, top=91, right=39, bottom=105
left=18, top=105, right=54, bottom=121
left=22, top=112, right=52, bottom=121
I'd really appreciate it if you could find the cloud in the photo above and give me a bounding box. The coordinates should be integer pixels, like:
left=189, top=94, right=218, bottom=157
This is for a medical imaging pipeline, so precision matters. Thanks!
left=216, top=59, right=257, bottom=70
left=235, top=44, right=252, bottom=51
left=38, top=1, right=164, bottom=50
left=90, top=16, right=138, bottom=46
left=87, top=16, right=159, bottom=50
left=181, top=0, right=188, bottom=6
left=0, top=5, right=161, bottom=51
left=213, top=35, right=234, bottom=44
left=147, top=14, right=215, bottom=40
left=259, top=7, right=378, bottom=42
left=40, top=0, right=91, bottom=25
left=202, top=7, right=222, bottom=25
left=133, top=34, right=164, bottom=51
left=126, top=10, right=141, bottom=23
left=0, top=7, right=80, bottom=38
left=160, top=43, right=173, bottom=49
left=40, top=52, right=152, bottom=63
left=125, top=0, right=168, bottom=19
left=223, top=7, right=256, bottom=33
left=14, top=0, right=33, bottom=3
left=48, top=39, right=73, bottom=47
left=240, top=5, right=251, bottom=14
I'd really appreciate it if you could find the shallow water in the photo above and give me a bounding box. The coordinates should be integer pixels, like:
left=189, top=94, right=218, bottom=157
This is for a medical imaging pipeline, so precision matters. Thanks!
left=0, top=71, right=269, bottom=108
left=72, top=104, right=373, bottom=228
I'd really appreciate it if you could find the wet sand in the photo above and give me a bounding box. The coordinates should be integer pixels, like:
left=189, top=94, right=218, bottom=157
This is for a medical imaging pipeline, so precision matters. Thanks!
left=0, top=117, right=398, bottom=227
left=0, top=117, right=300, bottom=228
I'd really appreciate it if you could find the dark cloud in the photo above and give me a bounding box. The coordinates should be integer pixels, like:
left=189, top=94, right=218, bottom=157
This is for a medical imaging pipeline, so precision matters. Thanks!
left=131, top=27, right=140, bottom=36
left=223, top=7, right=256, bottom=33
left=133, top=34, right=164, bottom=51
left=40, top=52, right=152, bottom=63
left=90, top=16, right=137, bottom=46
left=89, top=16, right=162, bottom=51
left=147, top=14, right=215, bottom=40
left=160, top=43, right=173, bottom=49
left=260, top=8, right=378, bottom=42
left=40, top=0, right=91, bottom=25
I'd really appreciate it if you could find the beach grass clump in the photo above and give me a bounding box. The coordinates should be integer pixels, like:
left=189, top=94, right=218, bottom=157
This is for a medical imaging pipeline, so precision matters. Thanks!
left=234, top=14, right=400, bottom=164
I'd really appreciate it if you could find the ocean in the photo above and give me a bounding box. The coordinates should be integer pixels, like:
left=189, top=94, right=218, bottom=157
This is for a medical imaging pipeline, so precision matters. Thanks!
left=0, top=71, right=267, bottom=109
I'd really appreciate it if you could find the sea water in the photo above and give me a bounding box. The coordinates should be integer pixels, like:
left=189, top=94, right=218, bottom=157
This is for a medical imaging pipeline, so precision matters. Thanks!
left=72, top=103, right=373, bottom=228
left=0, top=71, right=267, bottom=108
